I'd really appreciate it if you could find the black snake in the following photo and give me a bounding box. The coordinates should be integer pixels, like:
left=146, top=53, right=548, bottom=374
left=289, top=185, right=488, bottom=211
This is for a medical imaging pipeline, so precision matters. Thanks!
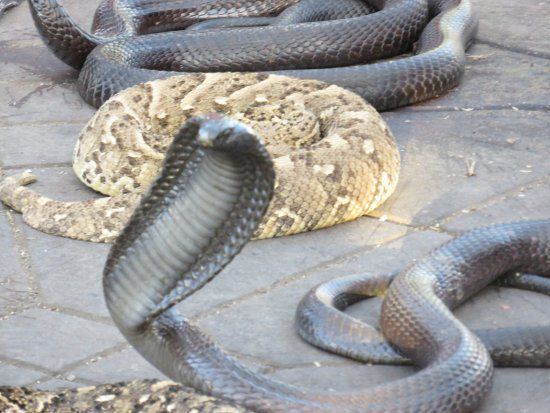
left=28, top=0, right=478, bottom=109
left=103, top=114, right=550, bottom=413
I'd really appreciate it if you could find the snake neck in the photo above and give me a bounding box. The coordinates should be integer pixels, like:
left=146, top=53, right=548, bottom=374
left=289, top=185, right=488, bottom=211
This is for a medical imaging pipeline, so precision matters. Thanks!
left=104, top=114, right=274, bottom=332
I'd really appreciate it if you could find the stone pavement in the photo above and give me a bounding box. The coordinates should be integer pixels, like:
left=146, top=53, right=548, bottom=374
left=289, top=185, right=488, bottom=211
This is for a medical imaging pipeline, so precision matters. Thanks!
left=0, top=1, right=548, bottom=411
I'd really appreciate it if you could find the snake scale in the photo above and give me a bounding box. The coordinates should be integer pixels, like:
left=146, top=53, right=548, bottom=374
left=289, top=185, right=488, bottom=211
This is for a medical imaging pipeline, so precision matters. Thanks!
left=4, top=116, right=547, bottom=412
left=102, top=117, right=550, bottom=412
left=27, top=0, right=478, bottom=109
left=0, top=73, right=400, bottom=242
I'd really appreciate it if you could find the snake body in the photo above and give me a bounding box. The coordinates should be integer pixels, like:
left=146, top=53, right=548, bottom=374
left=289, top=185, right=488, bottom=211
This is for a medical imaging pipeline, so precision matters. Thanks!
left=28, top=0, right=477, bottom=110
left=296, top=258, right=550, bottom=367
left=28, top=0, right=300, bottom=68
left=102, top=115, right=549, bottom=413
left=0, top=74, right=399, bottom=242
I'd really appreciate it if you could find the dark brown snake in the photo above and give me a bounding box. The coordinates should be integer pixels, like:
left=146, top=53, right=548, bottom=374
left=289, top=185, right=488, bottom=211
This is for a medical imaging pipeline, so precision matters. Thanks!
left=28, top=0, right=478, bottom=109
left=102, top=114, right=549, bottom=413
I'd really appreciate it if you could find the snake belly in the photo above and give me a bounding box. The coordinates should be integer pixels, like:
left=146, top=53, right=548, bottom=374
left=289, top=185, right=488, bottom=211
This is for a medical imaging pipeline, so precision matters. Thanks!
left=104, top=114, right=550, bottom=413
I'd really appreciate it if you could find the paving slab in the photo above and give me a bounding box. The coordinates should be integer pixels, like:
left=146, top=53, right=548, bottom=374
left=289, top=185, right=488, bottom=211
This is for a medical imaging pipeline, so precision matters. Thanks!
left=0, top=308, right=123, bottom=374
left=0, top=42, right=76, bottom=83
left=32, top=378, right=89, bottom=391
left=471, top=0, right=550, bottom=57
left=0, top=81, right=94, bottom=127
left=0, top=122, right=81, bottom=167
left=197, top=230, right=451, bottom=367
left=0, top=207, right=32, bottom=317
left=179, top=218, right=407, bottom=317
left=0, top=362, right=43, bottom=386
left=2, top=167, right=112, bottom=318
left=70, top=346, right=167, bottom=384
left=443, top=177, right=550, bottom=231
left=377, top=109, right=550, bottom=225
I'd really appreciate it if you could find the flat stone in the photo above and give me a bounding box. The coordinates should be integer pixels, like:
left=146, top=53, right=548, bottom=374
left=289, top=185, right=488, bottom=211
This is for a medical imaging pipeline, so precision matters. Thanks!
left=443, top=178, right=550, bottom=231
left=0, top=43, right=77, bottom=83
left=197, top=230, right=450, bottom=366
left=471, top=0, right=550, bottom=57
left=32, top=378, right=88, bottom=391
left=0, top=362, right=43, bottom=386
left=70, top=347, right=166, bottom=384
left=179, top=219, right=407, bottom=318
left=0, top=308, right=123, bottom=374
left=376, top=110, right=550, bottom=225
left=26, top=229, right=111, bottom=319
left=0, top=81, right=95, bottom=127
left=269, top=364, right=414, bottom=392
left=0, top=207, right=31, bottom=317
left=414, top=45, right=550, bottom=110
left=480, top=368, right=550, bottom=413
left=0, top=123, right=83, bottom=167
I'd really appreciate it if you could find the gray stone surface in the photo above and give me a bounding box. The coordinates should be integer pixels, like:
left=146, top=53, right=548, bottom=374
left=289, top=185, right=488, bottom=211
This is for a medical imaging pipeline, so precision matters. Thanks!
left=0, top=207, right=31, bottom=317
left=70, top=346, right=166, bottom=384
left=0, top=308, right=123, bottom=373
left=379, top=109, right=550, bottom=225
left=471, top=0, right=550, bottom=57
left=0, top=0, right=548, bottom=412
left=0, top=363, right=43, bottom=386
left=0, top=123, right=79, bottom=167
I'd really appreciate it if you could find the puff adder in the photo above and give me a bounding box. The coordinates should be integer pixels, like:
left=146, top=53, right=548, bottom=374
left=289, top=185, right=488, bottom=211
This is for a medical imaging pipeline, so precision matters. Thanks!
left=0, top=74, right=399, bottom=243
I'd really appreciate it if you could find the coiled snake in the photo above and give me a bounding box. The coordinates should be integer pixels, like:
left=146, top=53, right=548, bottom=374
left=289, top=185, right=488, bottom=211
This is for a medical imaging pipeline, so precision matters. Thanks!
left=28, top=0, right=478, bottom=109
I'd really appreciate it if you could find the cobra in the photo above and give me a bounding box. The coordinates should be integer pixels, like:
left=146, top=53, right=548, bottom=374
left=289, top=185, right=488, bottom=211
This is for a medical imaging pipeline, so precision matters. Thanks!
left=99, top=114, right=549, bottom=413
left=0, top=116, right=548, bottom=411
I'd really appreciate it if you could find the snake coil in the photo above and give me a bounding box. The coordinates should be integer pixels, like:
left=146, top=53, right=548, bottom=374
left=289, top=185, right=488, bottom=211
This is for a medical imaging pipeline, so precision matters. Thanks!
left=28, top=0, right=478, bottom=109
left=104, top=114, right=550, bottom=413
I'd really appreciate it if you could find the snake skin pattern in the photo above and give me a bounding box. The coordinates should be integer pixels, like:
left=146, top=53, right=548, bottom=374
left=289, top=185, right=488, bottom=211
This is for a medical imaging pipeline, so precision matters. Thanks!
left=296, top=268, right=550, bottom=367
left=0, top=380, right=250, bottom=412
left=0, top=74, right=399, bottom=242
left=102, top=115, right=549, bottom=413
left=28, top=0, right=477, bottom=110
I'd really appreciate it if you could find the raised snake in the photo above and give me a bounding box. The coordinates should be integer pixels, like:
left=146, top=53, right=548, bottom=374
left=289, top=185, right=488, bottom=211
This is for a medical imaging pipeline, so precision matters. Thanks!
left=28, top=0, right=478, bottom=110
left=1, top=116, right=548, bottom=412
left=100, top=115, right=548, bottom=412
